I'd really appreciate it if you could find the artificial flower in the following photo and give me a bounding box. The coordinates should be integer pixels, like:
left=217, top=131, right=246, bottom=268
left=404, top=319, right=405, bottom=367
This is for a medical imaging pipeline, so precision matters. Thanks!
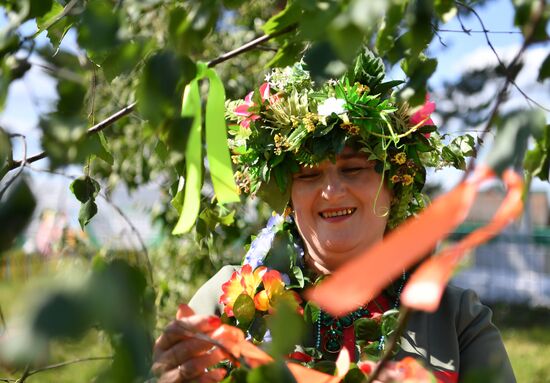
left=219, top=264, right=267, bottom=316
left=254, top=269, right=302, bottom=313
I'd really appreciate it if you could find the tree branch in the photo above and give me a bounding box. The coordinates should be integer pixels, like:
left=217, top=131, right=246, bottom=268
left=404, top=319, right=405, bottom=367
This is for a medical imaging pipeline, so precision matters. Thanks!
left=0, top=134, right=27, bottom=200
left=459, top=0, right=548, bottom=179
left=6, top=23, right=297, bottom=172
left=206, top=24, right=297, bottom=68
left=23, top=356, right=113, bottom=379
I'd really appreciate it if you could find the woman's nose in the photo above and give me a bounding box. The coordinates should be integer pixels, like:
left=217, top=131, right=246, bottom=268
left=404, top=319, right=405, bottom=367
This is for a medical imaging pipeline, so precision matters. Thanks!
left=320, top=172, right=346, bottom=200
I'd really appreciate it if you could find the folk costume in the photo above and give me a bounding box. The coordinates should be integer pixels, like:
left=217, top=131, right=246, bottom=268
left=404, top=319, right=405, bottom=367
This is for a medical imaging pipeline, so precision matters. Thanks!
left=189, top=51, right=516, bottom=382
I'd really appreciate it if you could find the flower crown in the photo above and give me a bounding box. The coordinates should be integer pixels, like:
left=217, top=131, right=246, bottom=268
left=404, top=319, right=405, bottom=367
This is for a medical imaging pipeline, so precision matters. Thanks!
left=226, top=50, right=475, bottom=228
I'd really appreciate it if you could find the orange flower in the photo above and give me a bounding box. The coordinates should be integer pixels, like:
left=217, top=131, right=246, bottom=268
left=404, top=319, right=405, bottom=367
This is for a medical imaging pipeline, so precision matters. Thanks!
left=396, top=357, right=433, bottom=382
left=219, top=264, right=267, bottom=316
left=254, top=269, right=302, bottom=313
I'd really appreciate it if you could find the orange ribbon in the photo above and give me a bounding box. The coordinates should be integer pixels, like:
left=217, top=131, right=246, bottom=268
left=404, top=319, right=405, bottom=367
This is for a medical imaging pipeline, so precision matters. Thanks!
left=306, top=165, right=523, bottom=316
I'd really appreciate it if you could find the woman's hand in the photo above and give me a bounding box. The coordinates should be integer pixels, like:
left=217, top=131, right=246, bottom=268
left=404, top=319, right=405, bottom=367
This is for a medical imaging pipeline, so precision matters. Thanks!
left=152, top=304, right=228, bottom=383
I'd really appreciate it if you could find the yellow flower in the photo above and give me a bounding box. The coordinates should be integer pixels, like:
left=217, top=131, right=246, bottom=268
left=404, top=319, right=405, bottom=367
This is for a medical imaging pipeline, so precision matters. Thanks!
left=219, top=264, right=267, bottom=317
left=402, top=174, right=413, bottom=186
left=390, top=175, right=401, bottom=184
left=355, top=82, right=370, bottom=95
left=302, top=112, right=317, bottom=132
left=340, top=122, right=360, bottom=135
left=392, top=152, right=407, bottom=165
left=253, top=269, right=302, bottom=313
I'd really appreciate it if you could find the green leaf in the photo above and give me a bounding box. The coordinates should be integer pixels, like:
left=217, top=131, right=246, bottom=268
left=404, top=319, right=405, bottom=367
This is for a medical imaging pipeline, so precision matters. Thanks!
left=376, top=0, right=407, bottom=55
left=434, top=0, right=456, bottom=22
left=399, top=54, right=437, bottom=106
left=36, top=1, right=73, bottom=48
left=538, top=53, right=550, bottom=82
left=0, top=128, right=11, bottom=176
left=102, top=39, right=149, bottom=82
left=523, top=124, right=550, bottom=182
left=77, top=0, right=120, bottom=53
left=70, top=176, right=100, bottom=203
left=0, top=179, right=36, bottom=253
left=257, top=174, right=291, bottom=214
left=266, top=300, right=305, bottom=358
left=222, top=0, right=247, bottom=9
left=57, top=79, right=86, bottom=116
left=343, top=367, right=368, bottom=383
left=247, top=361, right=296, bottom=383
left=96, top=132, right=114, bottom=166
left=0, top=32, right=20, bottom=59
left=266, top=40, right=305, bottom=68
left=512, top=0, right=549, bottom=42
left=28, top=0, right=53, bottom=18
left=303, top=41, right=347, bottom=83
left=349, top=0, right=387, bottom=34
left=262, top=2, right=301, bottom=35
left=233, top=294, right=256, bottom=328
left=167, top=2, right=220, bottom=54
left=354, top=317, right=382, bottom=341
left=71, top=176, right=100, bottom=229
left=303, top=302, right=320, bottom=325
left=41, top=117, right=102, bottom=168
left=32, top=292, right=91, bottom=339
left=249, top=315, right=268, bottom=342
left=137, top=51, right=196, bottom=125
left=0, top=56, right=31, bottom=109
left=406, top=0, right=435, bottom=54
left=486, top=109, right=547, bottom=175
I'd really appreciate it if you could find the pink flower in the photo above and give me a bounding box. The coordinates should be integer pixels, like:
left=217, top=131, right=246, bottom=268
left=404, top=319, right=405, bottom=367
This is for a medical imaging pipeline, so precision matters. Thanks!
left=234, top=83, right=275, bottom=129
left=410, top=94, right=435, bottom=138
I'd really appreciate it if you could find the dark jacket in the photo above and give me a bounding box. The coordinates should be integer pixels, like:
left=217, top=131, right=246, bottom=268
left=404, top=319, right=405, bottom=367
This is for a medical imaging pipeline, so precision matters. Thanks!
left=189, top=265, right=516, bottom=383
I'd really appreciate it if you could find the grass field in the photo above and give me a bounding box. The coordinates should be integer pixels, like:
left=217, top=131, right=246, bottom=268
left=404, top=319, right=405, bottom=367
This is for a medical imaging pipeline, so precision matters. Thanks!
left=1, top=262, right=549, bottom=382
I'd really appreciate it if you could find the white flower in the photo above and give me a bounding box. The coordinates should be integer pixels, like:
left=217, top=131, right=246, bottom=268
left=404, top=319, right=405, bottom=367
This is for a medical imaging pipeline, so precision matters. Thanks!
left=317, top=97, right=346, bottom=116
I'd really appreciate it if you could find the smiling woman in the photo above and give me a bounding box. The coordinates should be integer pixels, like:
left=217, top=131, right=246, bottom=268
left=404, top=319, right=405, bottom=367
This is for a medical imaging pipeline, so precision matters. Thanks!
left=152, top=50, right=516, bottom=383
left=292, top=148, right=391, bottom=274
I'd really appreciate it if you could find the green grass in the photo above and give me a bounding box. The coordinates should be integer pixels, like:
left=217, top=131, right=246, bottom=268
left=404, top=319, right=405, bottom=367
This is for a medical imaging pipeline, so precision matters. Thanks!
left=501, top=327, right=550, bottom=383
left=492, top=304, right=550, bottom=383
left=0, top=259, right=113, bottom=383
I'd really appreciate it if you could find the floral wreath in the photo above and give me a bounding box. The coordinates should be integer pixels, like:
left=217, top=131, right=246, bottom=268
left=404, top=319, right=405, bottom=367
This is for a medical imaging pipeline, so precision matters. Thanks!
left=226, top=49, right=476, bottom=228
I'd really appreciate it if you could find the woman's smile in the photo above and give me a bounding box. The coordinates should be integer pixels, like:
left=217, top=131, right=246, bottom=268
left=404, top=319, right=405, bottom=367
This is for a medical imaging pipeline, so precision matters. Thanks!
left=319, top=207, right=357, bottom=220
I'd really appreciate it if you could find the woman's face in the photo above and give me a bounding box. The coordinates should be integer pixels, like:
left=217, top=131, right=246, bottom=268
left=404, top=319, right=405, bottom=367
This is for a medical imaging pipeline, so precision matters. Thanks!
left=291, top=147, right=391, bottom=273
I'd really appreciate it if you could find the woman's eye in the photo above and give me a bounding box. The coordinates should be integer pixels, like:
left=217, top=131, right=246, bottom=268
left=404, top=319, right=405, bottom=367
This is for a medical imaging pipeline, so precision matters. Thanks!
left=342, top=167, right=365, bottom=174
left=295, top=172, right=320, bottom=180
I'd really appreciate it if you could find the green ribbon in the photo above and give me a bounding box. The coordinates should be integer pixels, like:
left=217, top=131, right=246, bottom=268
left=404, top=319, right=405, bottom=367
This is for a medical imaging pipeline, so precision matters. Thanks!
left=205, top=68, right=240, bottom=204
left=172, top=63, right=240, bottom=235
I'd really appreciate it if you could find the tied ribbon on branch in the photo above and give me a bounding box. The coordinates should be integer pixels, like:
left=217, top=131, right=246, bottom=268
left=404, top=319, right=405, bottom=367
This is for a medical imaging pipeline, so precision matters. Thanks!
left=173, top=63, right=240, bottom=234
left=307, top=164, right=524, bottom=316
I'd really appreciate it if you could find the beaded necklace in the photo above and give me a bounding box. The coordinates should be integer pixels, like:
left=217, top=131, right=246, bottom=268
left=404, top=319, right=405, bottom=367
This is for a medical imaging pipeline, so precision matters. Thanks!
left=314, top=271, right=406, bottom=356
